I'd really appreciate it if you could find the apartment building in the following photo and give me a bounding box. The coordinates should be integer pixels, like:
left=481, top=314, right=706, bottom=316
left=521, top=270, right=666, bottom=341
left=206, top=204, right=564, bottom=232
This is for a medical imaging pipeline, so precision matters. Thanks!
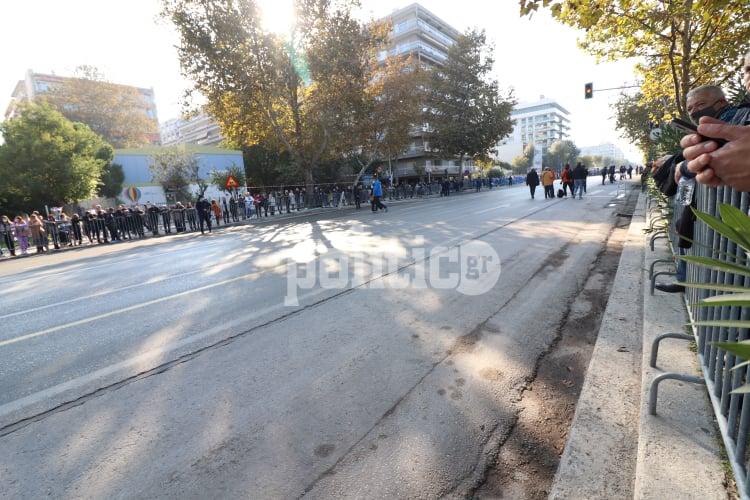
left=160, top=112, right=223, bottom=147
left=5, top=69, right=159, bottom=144
left=495, top=97, right=571, bottom=164
left=378, top=3, right=474, bottom=180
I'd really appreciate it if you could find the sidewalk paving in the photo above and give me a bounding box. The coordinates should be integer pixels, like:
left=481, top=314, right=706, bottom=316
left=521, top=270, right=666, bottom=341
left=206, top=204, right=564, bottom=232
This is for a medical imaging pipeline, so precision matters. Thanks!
left=550, top=192, right=727, bottom=499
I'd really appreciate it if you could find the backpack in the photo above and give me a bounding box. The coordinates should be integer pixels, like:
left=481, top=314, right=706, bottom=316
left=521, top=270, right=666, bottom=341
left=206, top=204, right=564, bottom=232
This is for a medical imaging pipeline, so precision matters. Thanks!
left=557, top=188, right=564, bottom=198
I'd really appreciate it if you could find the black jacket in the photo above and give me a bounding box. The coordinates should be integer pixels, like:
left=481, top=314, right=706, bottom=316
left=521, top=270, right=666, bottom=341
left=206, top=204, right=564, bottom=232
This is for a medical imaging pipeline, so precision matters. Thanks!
left=652, top=154, right=683, bottom=197
left=677, top=202, right=696, bottom=249
left=196, top=199, right=211, bottom=214
left=572, top=165, right=587, bottom=180
left=525, top=170, right=540, bottom=186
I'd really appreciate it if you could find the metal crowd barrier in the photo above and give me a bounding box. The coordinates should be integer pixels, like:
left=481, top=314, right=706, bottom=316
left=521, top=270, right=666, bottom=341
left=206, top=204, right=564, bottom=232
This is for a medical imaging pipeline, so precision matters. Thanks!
left=3, top=179, right=523, bottom=258
left=648, top=184, right=750, bottom=498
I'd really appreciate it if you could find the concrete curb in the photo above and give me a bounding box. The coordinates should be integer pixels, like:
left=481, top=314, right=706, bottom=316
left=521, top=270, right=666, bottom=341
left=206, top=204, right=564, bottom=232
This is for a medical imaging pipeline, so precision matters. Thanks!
left=634, top=201, right=725, bottom=499
left=549, top=193, right=644, bottom=499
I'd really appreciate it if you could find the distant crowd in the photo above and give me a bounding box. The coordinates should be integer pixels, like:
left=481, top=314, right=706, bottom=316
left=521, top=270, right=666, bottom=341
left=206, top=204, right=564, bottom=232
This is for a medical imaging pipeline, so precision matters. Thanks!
left=523, top=163, right=643, bottom=200
left=0, top=176, right=519, bottom=258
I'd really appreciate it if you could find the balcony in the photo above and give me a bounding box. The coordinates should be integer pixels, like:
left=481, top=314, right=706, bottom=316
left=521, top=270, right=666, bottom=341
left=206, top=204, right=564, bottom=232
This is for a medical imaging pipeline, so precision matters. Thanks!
left=378, top=41, right=448, bottom=63
left=391, top=19, right=455, bottom=48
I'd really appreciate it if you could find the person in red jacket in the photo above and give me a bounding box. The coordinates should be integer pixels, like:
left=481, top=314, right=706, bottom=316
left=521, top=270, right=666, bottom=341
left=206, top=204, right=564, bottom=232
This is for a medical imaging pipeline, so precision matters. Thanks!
left=560, top=164, right=574, bottom=197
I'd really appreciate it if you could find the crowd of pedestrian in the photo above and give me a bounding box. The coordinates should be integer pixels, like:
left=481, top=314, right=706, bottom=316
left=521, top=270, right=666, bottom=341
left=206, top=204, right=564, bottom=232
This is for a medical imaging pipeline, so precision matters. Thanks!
left=524, top=162, right=644, bottom=201
left=0, top=175, right=522, bottom=259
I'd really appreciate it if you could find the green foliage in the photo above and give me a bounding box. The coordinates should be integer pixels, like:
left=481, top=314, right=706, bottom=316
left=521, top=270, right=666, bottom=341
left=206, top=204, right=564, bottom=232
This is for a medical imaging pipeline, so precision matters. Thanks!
left=149, top=146, right=201, bottom=202
left=98, top=163, right=125, bottom=199
left=543, top=139, right=579, bottom=170
left=670, top=202, right=750, bottom=393
left=652, top=124, right=685, bottom=158
left=612, top=92, right=670, bottom=159
left=241, top=142, right=297, bottom=186
left=488, top=167, right=505, bottom=178
left=511, top=143, right=534, bottom=174
left=0, top=102, right=112, bottom=213
left=577, top=155, right=620, bottom=169
left=425, top=29, right=515, bottom=166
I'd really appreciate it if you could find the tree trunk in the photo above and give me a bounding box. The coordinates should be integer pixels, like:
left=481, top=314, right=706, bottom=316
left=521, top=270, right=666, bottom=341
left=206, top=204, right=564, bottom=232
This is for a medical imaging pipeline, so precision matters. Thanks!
left=352, top=157, right=371, bottom=189
left=304, top=166, right=315, bottom=208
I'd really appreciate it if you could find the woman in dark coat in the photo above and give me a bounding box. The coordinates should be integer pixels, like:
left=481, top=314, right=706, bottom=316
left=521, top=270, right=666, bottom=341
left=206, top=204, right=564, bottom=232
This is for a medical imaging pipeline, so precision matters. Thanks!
left=525, top=168, right=540, bottom=199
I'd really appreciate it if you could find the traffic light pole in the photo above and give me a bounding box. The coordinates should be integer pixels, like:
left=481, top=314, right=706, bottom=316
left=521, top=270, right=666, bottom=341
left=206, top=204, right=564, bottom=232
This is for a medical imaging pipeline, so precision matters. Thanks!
left=592, top=85, right=641, bottom=92
left=585, top=82, right=641, bottom=98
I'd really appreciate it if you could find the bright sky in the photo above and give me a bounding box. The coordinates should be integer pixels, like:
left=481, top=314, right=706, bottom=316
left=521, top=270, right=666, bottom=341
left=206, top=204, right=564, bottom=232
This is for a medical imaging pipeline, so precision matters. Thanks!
left=0, top=0, right=641, bottom=160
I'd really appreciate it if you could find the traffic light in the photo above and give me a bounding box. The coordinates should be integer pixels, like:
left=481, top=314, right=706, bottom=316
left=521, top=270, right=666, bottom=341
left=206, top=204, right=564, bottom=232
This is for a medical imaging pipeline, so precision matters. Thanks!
left=585, top=82, right=593, bottom=99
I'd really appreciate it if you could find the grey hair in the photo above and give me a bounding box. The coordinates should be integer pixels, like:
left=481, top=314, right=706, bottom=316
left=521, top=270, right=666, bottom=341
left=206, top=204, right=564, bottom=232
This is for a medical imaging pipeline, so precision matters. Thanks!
left=686, top=85, right=726, bottom=101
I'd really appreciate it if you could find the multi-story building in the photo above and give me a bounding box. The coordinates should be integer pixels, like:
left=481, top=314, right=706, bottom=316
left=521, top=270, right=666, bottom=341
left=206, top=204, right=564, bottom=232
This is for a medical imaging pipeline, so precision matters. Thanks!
left=495, top=97, right=571, bottom=164
left=377, top=3, right=473, bottom=180
left=160, top=112, right=223, bottom=147
left=579, top=142, right=626, bottom=163
left=4, top=70, right=159, bottom=143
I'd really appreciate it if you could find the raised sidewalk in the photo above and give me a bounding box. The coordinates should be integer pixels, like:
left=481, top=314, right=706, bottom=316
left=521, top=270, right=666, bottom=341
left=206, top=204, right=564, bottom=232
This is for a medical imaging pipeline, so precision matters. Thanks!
left=550, top=193, right=727, bottom=499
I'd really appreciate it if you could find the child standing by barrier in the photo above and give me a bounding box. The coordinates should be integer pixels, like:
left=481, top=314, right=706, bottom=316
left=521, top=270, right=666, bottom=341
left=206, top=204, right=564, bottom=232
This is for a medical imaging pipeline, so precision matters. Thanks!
left=14, top=216, right=30, bottom=254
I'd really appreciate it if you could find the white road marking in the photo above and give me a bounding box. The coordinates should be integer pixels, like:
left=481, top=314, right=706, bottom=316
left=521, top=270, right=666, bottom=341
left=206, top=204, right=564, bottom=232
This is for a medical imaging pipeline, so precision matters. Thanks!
left=476, top=204, right=510, bottom=214
left=0, top=267, right=277, bottom=348
left=0, top=239, right=229, bottom=285
left=0, top=288, right=329, bottom=420
left=0, top=266, right=212, bottom=320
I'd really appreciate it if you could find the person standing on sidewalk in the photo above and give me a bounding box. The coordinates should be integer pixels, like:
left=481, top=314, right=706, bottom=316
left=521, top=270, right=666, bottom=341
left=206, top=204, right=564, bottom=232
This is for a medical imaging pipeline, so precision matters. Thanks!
left=371, top=176, right=388, bottom=212
left=1, top=215, right=16, bottom=256
left=525, top=168, right=539, bottom=199
left=196, top=197, right=212, bottom=234
left=222, top=198, right=230, bottom=222
left=14, top=216, right=30, bottom=254
left=541, top=167, right=556, bottom=199
left=211, top=200, right=222, bottom=226
left=29, top=214, right=47, bottom=253
left=572, top=162, right=587, bottom=199
left=601, top=167, right=607, bottom=185
left=354, top=183, right=362, bottom=210
left=230, top=196, right=239, bottom=222
left=560, top=164, right=573, bottom=197
left=70, top=213, right=83, bottom=245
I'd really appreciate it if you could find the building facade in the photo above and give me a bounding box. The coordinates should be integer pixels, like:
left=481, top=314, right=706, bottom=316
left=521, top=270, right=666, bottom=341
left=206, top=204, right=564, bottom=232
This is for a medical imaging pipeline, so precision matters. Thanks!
left=113, top=145, right=244, bottom=205
left=578, top=142, right=626, bottom=162
left=160, top=113, right=224, bottom=147
left=378, top=3, right=475, bottom=180
left=495, top=97, right=571, bottom=164
left=4, top=70, right=159, bottom=143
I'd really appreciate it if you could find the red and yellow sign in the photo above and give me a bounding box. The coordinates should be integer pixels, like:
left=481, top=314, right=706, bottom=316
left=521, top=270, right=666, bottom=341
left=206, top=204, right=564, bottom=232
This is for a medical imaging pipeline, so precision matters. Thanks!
left=225, top=175, right=240, bottom=189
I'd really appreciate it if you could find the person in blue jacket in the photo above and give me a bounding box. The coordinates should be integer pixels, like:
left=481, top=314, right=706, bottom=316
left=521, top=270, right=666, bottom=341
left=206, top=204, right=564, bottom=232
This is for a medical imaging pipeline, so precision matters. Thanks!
left=371, top=177, right=388, bottom=212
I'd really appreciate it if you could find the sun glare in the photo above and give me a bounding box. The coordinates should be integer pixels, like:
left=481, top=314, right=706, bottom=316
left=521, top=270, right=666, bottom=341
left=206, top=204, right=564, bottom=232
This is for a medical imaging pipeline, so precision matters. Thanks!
left=257, top=0, right=296, bottom=35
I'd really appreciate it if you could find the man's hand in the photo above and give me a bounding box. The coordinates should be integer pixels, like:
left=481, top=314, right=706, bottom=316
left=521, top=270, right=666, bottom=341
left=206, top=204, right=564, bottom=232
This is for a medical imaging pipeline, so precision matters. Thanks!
left=680, top=117, right=750, bottom=189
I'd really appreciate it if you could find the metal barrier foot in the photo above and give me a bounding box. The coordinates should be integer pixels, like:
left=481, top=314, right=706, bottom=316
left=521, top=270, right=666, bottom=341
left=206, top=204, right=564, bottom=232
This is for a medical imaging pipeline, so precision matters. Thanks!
left=648, top=373, right=705, bottom=415
left=649, top=258, right=674, bottom=279
left=650, top=270, right=677, bottom=295
left=650, top=333, right=694, bottom=368
left=650, top=233, right=668, bottom=251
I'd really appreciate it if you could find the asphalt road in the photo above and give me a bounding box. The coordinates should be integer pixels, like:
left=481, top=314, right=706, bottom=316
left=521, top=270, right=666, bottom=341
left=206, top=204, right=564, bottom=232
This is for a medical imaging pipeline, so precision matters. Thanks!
left=0, top=179, right=635, bottom=498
